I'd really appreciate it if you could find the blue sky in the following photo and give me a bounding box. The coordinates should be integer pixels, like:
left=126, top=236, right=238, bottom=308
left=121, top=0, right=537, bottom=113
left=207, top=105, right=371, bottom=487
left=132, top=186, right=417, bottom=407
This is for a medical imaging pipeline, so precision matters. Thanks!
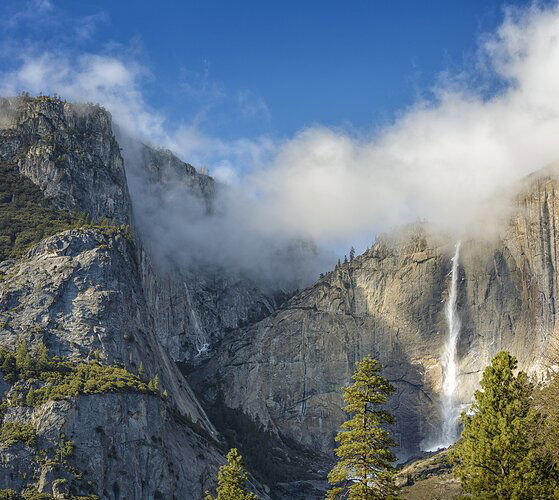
left=2, top=0, right=559, bottom=262
left=0, top=0, right=541, bottom=140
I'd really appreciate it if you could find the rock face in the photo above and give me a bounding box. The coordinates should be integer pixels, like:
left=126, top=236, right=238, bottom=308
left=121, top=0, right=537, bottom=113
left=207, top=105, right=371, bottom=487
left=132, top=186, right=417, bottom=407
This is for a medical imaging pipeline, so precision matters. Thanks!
left=2, top=93, right=559, bottom=498
left=195, top=225, right=449, bottom=458
left=0, top=96, right=267, bottom=498
left=0, top=95, right=131, bottom=224
left=0, top=227, right=227, bottom=498
left=0, top=394, right=223, bottom=499
left=124, top=139, right=281, bottom=363
left=195, top=168, right=559, bottom=464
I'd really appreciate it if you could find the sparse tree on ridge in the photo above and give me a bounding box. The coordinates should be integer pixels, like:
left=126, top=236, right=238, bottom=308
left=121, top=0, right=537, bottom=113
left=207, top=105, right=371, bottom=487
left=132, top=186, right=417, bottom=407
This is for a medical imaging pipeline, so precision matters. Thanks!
left=204, top=448, right=257, bottom=500
left=451, top=351, right=557, bottom=498
left=349, top=247, right=355, bottom=261
left=327, top=356, right=398, bottom=499
left=35, top=342, right=50, bottom=372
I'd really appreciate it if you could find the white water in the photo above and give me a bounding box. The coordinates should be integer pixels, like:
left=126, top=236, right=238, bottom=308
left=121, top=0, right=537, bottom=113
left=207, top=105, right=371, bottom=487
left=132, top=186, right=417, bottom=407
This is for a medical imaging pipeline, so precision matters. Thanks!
left=183, top=282, right=210, bottom=358
left=439, top=241, right=462, bottom=447
left=424, top=241, right=462, bottom=451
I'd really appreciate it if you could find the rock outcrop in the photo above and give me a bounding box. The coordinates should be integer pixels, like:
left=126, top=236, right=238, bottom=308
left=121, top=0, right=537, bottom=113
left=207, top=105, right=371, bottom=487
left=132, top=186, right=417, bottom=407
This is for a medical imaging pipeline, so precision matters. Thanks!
left=0, top=227, right=227, bottom=498
left=0, top=95, right=131, bottom=224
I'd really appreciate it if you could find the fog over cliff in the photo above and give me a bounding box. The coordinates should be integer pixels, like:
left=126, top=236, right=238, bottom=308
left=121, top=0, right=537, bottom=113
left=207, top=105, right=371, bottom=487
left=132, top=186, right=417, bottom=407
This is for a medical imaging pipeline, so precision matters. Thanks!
left=2, top=3, right=559, bottom=284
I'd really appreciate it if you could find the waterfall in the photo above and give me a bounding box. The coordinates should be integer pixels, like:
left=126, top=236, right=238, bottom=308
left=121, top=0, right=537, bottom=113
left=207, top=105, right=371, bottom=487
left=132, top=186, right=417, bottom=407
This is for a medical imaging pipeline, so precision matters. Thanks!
left=183, top=282, right=209, bottom=358
left=439, top=241, right=462, bottom=448
left=422, top=241, right=463, bottom=452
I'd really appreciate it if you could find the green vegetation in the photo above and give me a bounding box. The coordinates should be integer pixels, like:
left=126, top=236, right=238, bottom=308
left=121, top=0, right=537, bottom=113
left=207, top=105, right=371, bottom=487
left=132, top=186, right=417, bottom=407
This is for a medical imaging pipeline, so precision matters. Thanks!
left=451, top=351, right=557, bottom=498
left=204, top=448, right=258, bottom=500
left=0, top=160, right=132, bottom=262
left=536, top=362, right=559, bottom=470
left=0, top=341, right=157, bottom=407
left=0, top=161, right=80, bottom=261
left=0, top=421, right=36, bottom=448
left=0, top=489, right=97, bottom=500
left=55, top=435, right=74, bottom=461
left=0, top=342, right=154, bottom=497
left=327, top=356, right=397, bottom=499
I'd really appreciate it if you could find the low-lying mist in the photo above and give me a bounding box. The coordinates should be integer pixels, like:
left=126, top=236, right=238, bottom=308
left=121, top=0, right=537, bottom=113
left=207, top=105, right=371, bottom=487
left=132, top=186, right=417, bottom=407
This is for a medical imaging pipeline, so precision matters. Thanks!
left=118, top=131, right=334, bottom=289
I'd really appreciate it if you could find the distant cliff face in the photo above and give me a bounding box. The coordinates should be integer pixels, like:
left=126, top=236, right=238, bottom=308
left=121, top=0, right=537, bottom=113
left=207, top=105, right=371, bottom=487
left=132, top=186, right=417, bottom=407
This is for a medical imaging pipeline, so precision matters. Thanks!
left=124, top=141, right=281, bottom=364
left=194, top=170, right=559, bottom=462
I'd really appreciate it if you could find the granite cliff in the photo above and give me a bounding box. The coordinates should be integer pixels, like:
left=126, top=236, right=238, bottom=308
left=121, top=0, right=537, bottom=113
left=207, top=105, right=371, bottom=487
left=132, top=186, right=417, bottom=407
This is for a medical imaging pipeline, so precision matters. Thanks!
left=194, top=168, right=559, bottom=465
left=1, top=94, right=559, bottom=498
left=0, top=95, right=269, bottom=499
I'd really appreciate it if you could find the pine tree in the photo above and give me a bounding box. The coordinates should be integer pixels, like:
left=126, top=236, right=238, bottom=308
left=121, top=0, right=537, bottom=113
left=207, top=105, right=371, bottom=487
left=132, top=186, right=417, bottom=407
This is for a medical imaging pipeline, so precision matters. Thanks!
left=35, top=342, right=50, bottom=372
left=327, top=356, right=397, bottom=499
left=205, top=448, right=257, bottom=500
left=15, top=340, right=31, bottom=377
left=536, top=365, right=559, bottom=467
left=349, top=246, right=355, bottom=261
left=452, top=351, right=557, bottom=498
left=1, top=354, right=16, bottom=383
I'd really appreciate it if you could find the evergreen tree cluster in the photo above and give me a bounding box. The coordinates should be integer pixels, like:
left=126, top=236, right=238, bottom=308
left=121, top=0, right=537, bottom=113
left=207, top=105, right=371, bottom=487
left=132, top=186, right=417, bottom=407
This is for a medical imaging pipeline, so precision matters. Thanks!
left=452, top=351, right=559, bottom=498
left=0, top=340, right=159, bottom=409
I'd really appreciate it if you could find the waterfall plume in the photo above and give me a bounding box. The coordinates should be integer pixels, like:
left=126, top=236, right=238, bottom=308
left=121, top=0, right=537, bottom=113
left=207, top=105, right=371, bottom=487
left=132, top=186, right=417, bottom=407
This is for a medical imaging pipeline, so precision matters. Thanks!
left=423, top=240, right=463, bottom=451
left=440, top=241, right=462, bottom=448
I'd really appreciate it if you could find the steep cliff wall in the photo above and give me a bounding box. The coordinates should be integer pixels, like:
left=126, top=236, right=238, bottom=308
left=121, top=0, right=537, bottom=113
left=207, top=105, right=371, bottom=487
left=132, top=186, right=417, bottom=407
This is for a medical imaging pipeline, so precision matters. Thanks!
left=125, top=139, right=281, bottom=363
left=0, top=226, right=227, bottom=498
left=0, top=95, right=131, bottom=224
left=195, top=168, right=559, bottom=465
left=0, top=96, right=239, bottom=498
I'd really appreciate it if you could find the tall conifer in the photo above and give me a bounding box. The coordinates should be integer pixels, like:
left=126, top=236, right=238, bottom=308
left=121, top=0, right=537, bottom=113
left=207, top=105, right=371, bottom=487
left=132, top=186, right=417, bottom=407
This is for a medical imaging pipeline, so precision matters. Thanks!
left=452, top=351, right=557, bottom=498
left=327, top=356, right=397, bottom=499
left=204, top=448, right=257, bottom=500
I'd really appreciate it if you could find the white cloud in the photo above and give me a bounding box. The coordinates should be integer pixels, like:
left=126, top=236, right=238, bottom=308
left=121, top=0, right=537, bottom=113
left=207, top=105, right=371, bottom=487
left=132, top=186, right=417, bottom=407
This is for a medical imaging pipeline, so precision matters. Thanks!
left=243, top=3, right=559, bottom=243
left=0, top=51, right=169, bottom=145
left=237, top=90, right=271, bottom=122
left=75, top=12, right=108, bottom=41
left=2, top=0, right=53, bottom=30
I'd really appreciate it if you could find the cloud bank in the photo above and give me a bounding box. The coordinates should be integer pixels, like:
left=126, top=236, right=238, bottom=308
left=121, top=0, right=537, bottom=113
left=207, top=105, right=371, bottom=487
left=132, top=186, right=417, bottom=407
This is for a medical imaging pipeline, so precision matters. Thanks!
left=2, top=2, right=559, bottom=284
left=251, top=3, right=559, bottom=242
